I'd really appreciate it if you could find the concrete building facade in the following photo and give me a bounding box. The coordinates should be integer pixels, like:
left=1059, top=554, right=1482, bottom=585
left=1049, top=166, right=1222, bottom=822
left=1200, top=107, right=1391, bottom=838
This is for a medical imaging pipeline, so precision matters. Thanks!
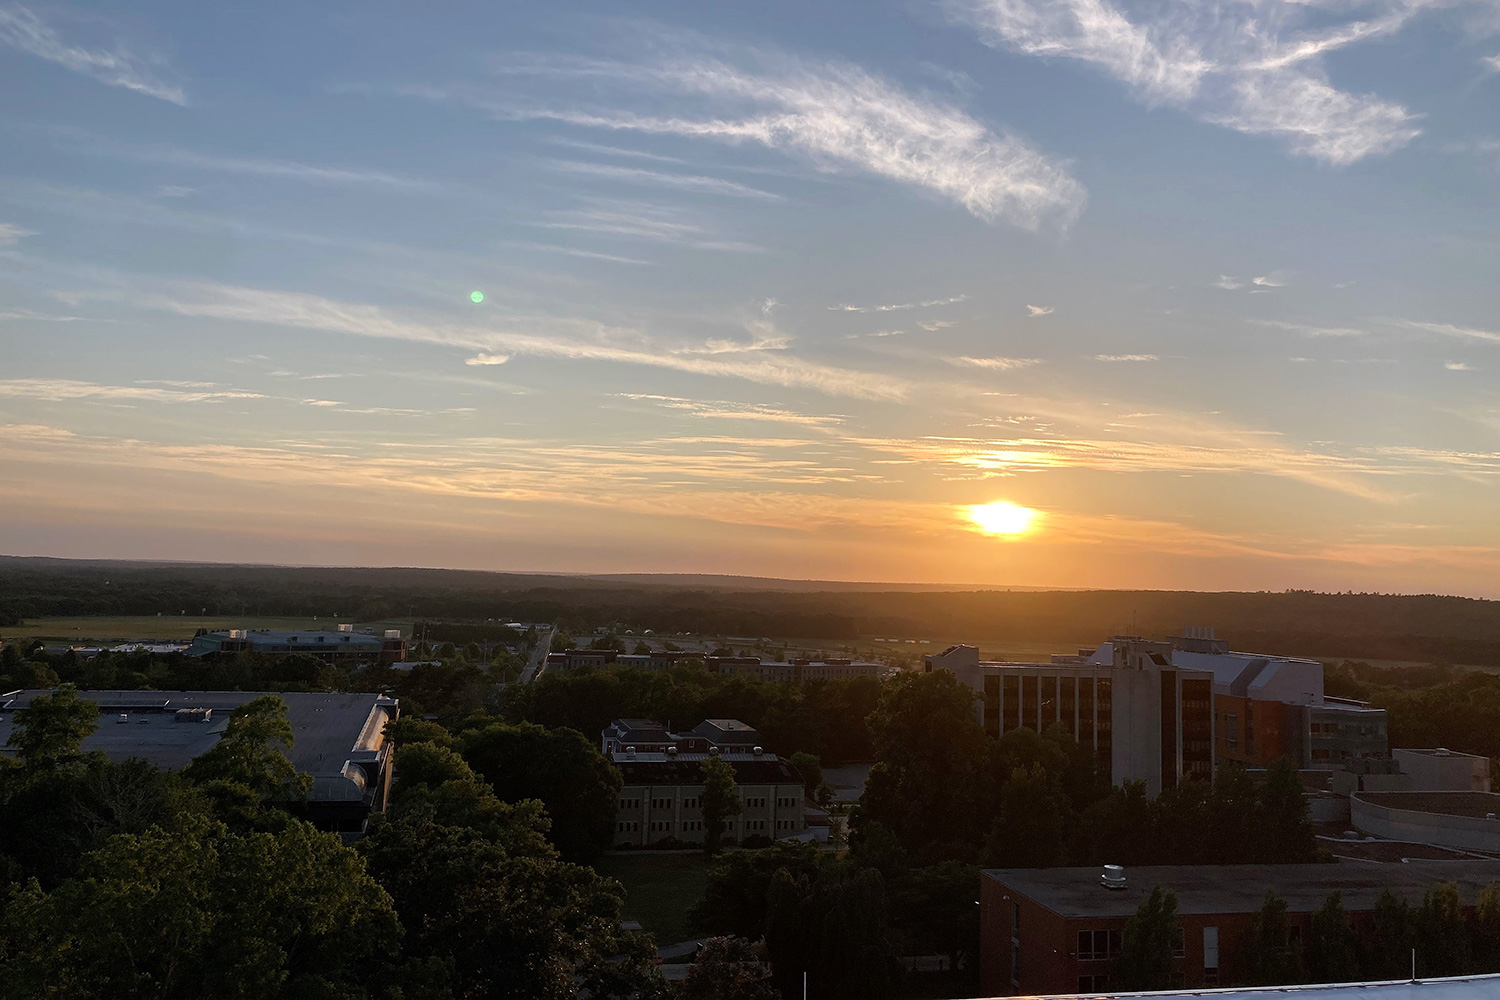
left=1394, top=748, right=1492, bottom=792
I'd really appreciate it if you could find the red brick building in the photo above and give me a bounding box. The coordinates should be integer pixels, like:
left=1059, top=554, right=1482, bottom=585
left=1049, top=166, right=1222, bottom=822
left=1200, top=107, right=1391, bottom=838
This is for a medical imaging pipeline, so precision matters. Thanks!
left=980, top=861, right=1500, bottom=996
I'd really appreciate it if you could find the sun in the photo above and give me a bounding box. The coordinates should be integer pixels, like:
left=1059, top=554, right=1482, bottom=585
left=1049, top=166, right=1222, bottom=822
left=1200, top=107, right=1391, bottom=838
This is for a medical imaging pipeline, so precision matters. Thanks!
left=967, top=500, right=1039, bottom=537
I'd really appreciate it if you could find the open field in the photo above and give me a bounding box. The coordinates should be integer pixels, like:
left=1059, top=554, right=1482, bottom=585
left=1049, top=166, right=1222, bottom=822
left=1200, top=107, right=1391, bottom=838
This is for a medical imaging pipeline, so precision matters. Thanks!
left=1, top=616, right=415, bottom=642
left=592, top=852, right=710, bottom=946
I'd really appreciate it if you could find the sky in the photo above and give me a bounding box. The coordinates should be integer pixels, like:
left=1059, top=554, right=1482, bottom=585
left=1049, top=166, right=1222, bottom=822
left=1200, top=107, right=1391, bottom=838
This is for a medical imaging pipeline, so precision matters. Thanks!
left=1, top=0, right=1498, bottom=596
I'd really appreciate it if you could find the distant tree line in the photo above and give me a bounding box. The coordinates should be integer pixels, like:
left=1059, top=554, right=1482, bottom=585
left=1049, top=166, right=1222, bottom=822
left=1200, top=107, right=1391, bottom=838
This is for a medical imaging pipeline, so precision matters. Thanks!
left=6, top=558, right=1500, bottom=663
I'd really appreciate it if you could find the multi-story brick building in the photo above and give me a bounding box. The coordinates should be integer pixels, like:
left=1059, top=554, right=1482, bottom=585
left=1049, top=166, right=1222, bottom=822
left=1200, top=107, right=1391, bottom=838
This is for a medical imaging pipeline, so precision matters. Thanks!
left=981, top=860, right=1500, bottom=995
left=608, top=748, right=806, bottom=847
left=926, top=632, right=1388, bottom=795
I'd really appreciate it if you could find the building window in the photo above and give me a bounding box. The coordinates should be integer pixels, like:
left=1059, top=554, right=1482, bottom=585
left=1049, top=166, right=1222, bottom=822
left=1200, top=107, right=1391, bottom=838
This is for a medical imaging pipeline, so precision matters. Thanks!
left=1078, top=975, right=1110, bottom=993
left=1172, top=927, right=1186, bottom=959
left=1077, top=929, right=1123, bottom=961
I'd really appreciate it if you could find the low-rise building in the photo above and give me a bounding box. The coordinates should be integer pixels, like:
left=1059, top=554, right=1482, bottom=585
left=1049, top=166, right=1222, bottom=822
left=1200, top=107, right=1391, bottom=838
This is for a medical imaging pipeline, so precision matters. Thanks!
left=610, top=748, right=806, bottom=848
left=545, top=649, right=884, bottom=683
left=1351, top=790, right=1500, bottom=852
left=187, top=625, right=406, bottom=664
left=1394, top=748, right=1492, bottom=792
left=0, top=688, right=398, bottom=833
left=981, top=860, right=1500, bottom=996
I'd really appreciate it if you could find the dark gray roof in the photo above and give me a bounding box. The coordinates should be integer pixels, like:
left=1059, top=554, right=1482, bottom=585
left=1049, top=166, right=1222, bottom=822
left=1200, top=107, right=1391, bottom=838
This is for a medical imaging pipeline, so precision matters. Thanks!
left=0, top=690, right=393, bottom=783
left=1023, top=974, right=1500, bottom=1000
left=984, top=860, right=1500, bottom=919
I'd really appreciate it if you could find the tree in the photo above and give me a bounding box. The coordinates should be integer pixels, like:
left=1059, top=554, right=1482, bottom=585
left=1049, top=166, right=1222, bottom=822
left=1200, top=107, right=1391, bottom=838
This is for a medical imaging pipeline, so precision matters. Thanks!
left=4, top=685, right=97, bottom=769
left=1115, top=885, right=1179, bottom=991
left=1416, top=881, right=1470, bottom=977
left=1307, top=891, right=1359, bottom=984
left=457, top=722, right=622, bottom=861
left=689, top=842, right=825, bottom=940
left=633, top=640, right=653, bottom=656
left=1241, top=891, right=1302, bottom=986
left=359, top=819, right=668, bottom=1000
left=702, top=755, right=742, bottom=854
left=860, top=670, right=994, bottom=862
left=1473, top=883, right=1500, bottom=974
left=1259, top=758, right=1318, bottom=863
left=181, top=694, right=311, bottom=804
left=394, top=741, right=480, bottom=795
left=983, top=764, right=1068, bottom=868
left=763, top=864, right=897, bottom=1000
left=1365, top=887, right=1414, bottom=981
left=1, top=816, right=403, bottom=1000
left=886, top=862, right=981, bottom=977
left=789, top=751, right=822, bottom=798
left=384, top=716, right=454, bottom=748
left=682, top=937, right=779, bottom=1000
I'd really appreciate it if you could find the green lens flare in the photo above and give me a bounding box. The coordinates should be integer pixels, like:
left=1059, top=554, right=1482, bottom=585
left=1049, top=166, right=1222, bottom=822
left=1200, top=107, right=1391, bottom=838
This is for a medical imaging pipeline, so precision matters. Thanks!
left=470, top=290, right=484, bottom=304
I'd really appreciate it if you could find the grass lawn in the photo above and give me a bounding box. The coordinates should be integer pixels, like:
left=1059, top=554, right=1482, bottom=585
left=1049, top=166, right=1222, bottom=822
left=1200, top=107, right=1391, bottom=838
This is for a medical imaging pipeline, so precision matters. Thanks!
left=2, top=616, right=415, bottom=642
left=592, top=852, right=711, bottom=947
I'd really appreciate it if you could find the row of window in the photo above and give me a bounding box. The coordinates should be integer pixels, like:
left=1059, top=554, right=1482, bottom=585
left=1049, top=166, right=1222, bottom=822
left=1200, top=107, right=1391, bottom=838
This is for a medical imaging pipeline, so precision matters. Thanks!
left=618, top=819, right=800, bottom=835
left=619, top=794, right=790, bottom=811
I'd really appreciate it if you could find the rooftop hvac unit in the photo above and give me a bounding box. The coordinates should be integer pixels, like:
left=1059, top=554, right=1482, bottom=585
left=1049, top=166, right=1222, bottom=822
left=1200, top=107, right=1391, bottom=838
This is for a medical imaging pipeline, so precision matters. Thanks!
left=1101, top=865, right=1127, bottom=891
left=338, top=623, right=354, bottom=633
left=174, top=708, right=212, bottom=724
left=385, top=630, right=402, bottom=639
left=227, top=629, right=247, bottom=639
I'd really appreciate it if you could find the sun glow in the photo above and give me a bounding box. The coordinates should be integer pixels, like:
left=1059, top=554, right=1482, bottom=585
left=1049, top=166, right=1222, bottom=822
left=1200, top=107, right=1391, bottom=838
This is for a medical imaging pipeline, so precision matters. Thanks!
left=967, top=500, right=1039, bottom=537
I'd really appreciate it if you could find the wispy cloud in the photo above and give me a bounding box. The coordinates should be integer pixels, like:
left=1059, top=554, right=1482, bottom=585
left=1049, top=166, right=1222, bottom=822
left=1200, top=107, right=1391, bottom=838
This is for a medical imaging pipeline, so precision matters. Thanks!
left=946, top=0, right=1422, bottom=164
left=1484, top=53, right=1500, bottom=73
left=0, top=378, right=261, bottom=403
left=537, top=197, right=762, bottom=252
left=1445, top=361, right=1476, bottom=371
left=92, top=281, right=912, bottom=401
left=501, top=240, right=652, bottom=265
left=1026, top=304, right=1053, bottom=316
left=1255, top=319, right=1367, bottom=338
left=952, top=356, right=1044, bottom=370
left=549, top=160, right=781, bottom=199
left=407, top=43, right=1086, bottom=230
left=1095, top=353, right=1157, bottom=362
left=0, top=221, right=35, bottom=246
left=830, top=294, right=967, bottom=313
left=465, top=353, right=512, bottom=366
left=617, top=393, right=846, bottom=426
left=57, top=133, right=436, bottom=190
left=1214, top=275, right=1245, bottom=290
left=1393, top=319, right=1500, bottom=344
left=1253, top=272, right=1288, bottom=287
left=0, top=4, right=186, bottom=104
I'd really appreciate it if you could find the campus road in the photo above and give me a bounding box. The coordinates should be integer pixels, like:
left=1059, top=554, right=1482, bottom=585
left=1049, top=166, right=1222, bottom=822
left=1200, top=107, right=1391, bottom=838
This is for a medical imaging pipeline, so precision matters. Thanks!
left=519, top=626, right=554, bottom=684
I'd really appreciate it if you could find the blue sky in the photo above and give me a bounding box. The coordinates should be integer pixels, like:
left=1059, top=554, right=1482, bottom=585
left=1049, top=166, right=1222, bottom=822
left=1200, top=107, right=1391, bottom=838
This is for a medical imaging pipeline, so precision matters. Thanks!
left=2, top=0, right=1498, bottom=594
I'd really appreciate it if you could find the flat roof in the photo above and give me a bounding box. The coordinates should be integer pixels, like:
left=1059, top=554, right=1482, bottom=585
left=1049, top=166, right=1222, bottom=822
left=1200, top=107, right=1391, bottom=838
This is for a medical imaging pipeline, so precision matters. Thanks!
left=984, top=860, right=1500, bottom=919
left=0, top=689, right=393, bottom=780
left=1398, top=748, right=1487, bottom=759
left=1009, top=972, right=1500, bottom=999
left=1357, top=791, right=1500, bottom=819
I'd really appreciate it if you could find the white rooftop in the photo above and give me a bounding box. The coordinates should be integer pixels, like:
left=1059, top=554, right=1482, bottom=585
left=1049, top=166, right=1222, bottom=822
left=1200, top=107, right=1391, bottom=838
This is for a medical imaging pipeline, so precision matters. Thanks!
left=1000, top=973, right=1500, bottom=1000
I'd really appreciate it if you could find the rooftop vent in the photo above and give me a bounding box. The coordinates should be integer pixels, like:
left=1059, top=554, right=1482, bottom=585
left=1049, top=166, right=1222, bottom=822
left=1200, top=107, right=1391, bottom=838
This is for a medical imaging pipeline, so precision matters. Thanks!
left=667, top=746, right=679, bottom=757
left=710, top=746, right=721, bottom=756
left=625, top=746, right=636, bottom=757
left=1344, top=830, right=1360, bottom=840
left=1487, top=813, right=1497, bottom=821
left=753, top=746, right=764, bottom=756
left=1101, top=865, right=1127, bottom=891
